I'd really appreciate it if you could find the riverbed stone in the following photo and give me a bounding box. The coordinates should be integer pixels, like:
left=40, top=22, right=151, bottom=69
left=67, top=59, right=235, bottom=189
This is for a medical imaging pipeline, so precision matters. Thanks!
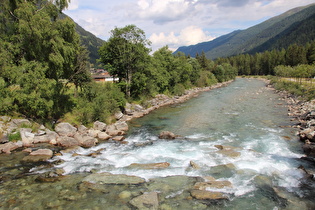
left=55, top=123, right=77, bottom=137
left=129, top=192, right=159, bottom=210
left=193, top=180, right=233, bottom=190
left=97, top=132, right=111, bottom=140
left=112, top=136, right=125, bottom=141
left=20, top=128, right=34, bottom=146
left=22, top=149, right=53, bottom=162
left=159, top=131, right=176, bottom=140
left=128, top=162, right=170, bottom=169
left=115, top=121, right=129, bottom=132
left=0, top=141, right=22, bottom=154
left=82, top=173, right=146, bottom=185
left=93, top=121, right=107, bottom=131
left=57, top=136, right=80, bottom=147
left=190, top=190, right=228, bottom=200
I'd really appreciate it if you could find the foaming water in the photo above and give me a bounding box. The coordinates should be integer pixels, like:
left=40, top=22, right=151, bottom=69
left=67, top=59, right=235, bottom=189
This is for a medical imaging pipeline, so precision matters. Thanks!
left=46, top=78, right=314, bottom=208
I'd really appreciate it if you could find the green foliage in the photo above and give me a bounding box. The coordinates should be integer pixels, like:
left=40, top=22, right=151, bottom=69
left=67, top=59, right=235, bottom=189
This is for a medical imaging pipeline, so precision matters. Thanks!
left=99, top=25, right=151, bottom=98
left=8, top=132, right=21, bottom=142
left=173, top=84, right=186, bottom=96
left=72, top=83, right=126, bottom=125
left=0, top=0, right=90, bottom=120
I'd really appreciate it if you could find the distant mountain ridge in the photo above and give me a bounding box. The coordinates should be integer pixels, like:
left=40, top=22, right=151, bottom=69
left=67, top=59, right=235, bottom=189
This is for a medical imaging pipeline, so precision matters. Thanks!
left=60, top=13, right=104, bottom=65
left=174, top=3, right=315, bottom=59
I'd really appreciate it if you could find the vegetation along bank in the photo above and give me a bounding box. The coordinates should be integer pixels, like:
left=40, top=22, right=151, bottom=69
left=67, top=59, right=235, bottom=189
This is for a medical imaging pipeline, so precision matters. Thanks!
left=1, top=1, right=315, bottom=166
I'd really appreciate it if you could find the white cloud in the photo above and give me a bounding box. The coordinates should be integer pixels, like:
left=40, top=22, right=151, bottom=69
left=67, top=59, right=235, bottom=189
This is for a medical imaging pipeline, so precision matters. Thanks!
left=64, top=0, right=315, bottom=52
left=149, top=26, right=215, bottom=51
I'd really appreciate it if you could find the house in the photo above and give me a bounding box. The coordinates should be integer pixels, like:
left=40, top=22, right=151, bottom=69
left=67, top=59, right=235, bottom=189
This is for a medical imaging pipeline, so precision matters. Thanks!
left=91, top=70, right=119, bottom=82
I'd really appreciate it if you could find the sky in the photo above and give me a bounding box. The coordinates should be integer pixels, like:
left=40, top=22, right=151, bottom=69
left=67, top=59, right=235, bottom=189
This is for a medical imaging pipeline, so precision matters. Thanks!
left=64, top=0, right=315, bottom=52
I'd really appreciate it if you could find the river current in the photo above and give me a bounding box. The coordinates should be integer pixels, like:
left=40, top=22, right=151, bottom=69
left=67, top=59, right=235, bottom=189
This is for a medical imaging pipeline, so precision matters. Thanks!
left=1, top=78, right=315, bottom=209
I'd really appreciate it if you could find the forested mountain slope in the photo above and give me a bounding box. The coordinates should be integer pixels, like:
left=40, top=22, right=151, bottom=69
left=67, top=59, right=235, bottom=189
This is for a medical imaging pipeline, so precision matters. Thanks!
left=60, top=14, right=104, bottom=65
left=174, top=3, right=315, bottom=59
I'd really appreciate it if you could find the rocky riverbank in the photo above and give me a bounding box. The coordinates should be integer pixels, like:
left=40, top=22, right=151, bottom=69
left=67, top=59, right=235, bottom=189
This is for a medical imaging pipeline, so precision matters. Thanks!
left=276, top=89, right=315, bottom=162
left=0, top=80, right=233, bottom=157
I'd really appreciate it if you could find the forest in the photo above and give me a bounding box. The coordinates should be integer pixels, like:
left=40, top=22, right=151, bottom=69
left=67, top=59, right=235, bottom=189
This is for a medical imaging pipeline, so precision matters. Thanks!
left=0, top=0, right=236, bottom=125
left=0, top=0, right=314, bottom=126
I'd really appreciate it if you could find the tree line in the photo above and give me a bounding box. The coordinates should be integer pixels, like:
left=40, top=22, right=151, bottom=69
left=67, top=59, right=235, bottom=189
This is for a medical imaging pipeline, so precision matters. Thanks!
left=0, top=1, right=236, bottom=125
left=217, top=40, right=315, bottom=76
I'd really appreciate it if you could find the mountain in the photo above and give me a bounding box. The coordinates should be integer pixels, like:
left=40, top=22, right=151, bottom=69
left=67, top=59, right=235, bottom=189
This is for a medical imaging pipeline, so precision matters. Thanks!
left=174, top=3, right=315, bottom=59
left=60, top=14, right=104, bottom=65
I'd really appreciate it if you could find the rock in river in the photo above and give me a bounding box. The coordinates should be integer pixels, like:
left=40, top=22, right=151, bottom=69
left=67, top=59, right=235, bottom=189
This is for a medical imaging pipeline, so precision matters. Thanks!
left=128, top=162, right=170, bottom=169
left=129, top=192, right=159, bottom=210
left=190, top=190, right=228, bottom=200
left=158, top=131, right=176, bottom=140
left=82, top=173, right=146, bottom=185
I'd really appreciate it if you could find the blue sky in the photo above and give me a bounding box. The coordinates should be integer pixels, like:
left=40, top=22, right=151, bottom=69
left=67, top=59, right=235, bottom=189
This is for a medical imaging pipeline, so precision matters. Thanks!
left=64, top=0, right=315, bottom=52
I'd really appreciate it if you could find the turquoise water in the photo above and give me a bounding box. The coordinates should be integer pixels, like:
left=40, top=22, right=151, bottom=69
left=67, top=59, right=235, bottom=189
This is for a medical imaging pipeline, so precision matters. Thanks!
left=1, top=78, right=315, bottom=209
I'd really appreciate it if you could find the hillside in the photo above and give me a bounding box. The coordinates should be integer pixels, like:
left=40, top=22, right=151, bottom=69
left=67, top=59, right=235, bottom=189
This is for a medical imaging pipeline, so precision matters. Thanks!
left=60, top=14, right=104, bottom=65
left=174, top=3, right=315, bottom=59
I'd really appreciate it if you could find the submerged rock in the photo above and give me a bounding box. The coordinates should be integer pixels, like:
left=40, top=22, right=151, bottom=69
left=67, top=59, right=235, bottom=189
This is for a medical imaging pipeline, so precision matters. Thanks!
left=193, top=180, right=233, bottom=190
left=129, top=192, right=159, bottom=210
left=159, top=131, right=176, bottom=140
left=190, top=190, right=228, bottom=200
left=82, top=173, right=146, bottom=185
left=0, top=141, right=22, bottom=154
left=128, top=162, right=170, bottom=169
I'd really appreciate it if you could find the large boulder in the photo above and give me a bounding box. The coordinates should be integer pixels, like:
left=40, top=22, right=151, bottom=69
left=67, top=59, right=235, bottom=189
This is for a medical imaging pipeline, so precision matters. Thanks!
left=74, top=133, right=98, bottom=148
left=93, top=121, right=107, bottom=131
left=128, top=162, right=170, bottom=169
left=303, top=140, right=315, bottom=157
left=57, top=136, right=80, bottom=147
left=115, top=121, right=129, bottom=132
left=106, top=124, right=122, bottom=136
left=12, top=119, right=31, bottom=127
left=190, top=190, right=228, bottom=200
left=158, top=131, right=176, bottom=140
left=55, top=123, right=77, bottom=137
left=129, top=192, right=159, bottom=210
left=0, top=141, right=22, bottom=154
left=30, top=149, right=53, bottom=157
left=22, top=149, right=53, bottom=162
left=34, top=131, right=59, bottom=144
left=97, top=132, right=111, bottom=140
left=20, top=128, right=35, bottom=146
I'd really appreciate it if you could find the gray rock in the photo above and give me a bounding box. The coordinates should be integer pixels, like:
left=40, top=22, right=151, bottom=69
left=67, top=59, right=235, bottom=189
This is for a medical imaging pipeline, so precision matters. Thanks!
left=114, top=111, right=124, bottom=120
left=93, top=121, right=107, bottom=131
left=82, top=173, right=146, bottom=185
left=57, top=136, right=80, bottom=147
left=12, top=119, right=31, bottom=127
left=55, top=123, right=77, bottom=137
left=30, top=149, right=53, bottom=157
left=0, top=141, right=22, bottom=154
left=115, top=121, right=129, bottom=132
left=20, top=128, right=35, bottom=146
left=129, top=192, right=159, bottom=210
left=97, top=132, right=111, bottom=140
left=159, top=131, right=176, bottom=140
left=78, top=125, right=88, bottom=134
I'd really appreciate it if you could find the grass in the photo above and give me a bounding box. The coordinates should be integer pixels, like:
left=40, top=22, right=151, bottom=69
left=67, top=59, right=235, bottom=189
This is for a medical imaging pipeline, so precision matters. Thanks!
left=271, top=77, right=315, bottom=100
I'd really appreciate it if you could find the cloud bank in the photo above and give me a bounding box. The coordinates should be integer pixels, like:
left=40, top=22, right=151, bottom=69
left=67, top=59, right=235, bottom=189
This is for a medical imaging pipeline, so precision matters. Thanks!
left=65, top=0, right=315, bottom=52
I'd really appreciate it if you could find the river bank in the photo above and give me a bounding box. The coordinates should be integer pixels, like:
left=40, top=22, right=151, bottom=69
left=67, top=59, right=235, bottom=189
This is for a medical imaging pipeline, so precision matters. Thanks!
left=1, top=78, right=315, bottom=209
left=0, top=80, right=234, bottom=156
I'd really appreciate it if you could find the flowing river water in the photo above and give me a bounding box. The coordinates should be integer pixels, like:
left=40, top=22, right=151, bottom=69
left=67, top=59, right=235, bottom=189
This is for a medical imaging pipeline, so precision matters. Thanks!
left=1, top=78, right=315, bottom=209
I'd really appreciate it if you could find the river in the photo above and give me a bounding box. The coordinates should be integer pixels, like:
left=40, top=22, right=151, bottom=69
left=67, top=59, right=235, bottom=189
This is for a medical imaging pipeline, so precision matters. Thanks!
left=1, top=78, right=315, bottom=209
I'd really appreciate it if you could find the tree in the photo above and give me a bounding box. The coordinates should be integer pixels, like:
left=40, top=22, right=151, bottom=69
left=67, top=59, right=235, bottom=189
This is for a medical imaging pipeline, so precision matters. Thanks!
left=99, top=25, right=151, bottom=98
left=0, top=0, right=89, bottom=119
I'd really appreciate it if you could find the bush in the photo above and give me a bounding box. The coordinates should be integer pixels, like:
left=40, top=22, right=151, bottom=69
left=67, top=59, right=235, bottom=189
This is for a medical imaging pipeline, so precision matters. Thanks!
left=73, top=82, right=126, bottom=125
left=172, top=83, right=186, bottom=96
